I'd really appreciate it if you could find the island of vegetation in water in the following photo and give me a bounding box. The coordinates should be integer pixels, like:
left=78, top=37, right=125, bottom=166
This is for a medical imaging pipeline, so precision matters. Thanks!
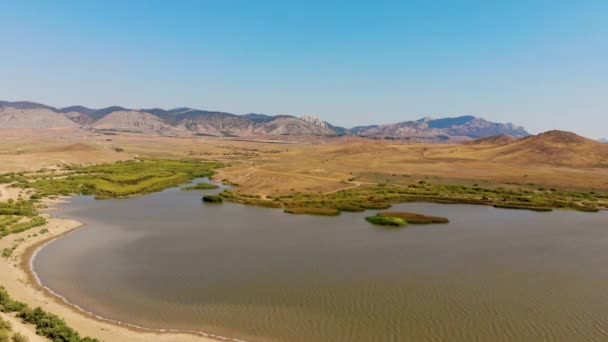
left=377, top=211, right=449, bottom=224
left=284, top=207, right=340, bottom=216
left=202, top=194, right=223, bottom=203
left=181, top=182, right=219, bottom=191
left=365, top=215, right=407, bottom=227
left=220, top=181, right=607, bottom=214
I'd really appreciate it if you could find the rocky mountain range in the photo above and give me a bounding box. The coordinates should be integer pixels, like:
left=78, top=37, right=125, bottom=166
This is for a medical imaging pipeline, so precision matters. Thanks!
left=0, top=101, right=529, bottom=141
left=354, top=116, right=529, bottom=142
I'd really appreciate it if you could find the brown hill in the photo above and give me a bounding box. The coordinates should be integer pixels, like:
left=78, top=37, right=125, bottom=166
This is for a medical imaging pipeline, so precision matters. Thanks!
left=477, top=130, right=608, bottom=167
left=91, top=111, right=184, bottom=135
left=0, top=107, right=78, bottom=129
left=465, top=135, right=516, bottom=145
left=47, top=143, right=97, bottom=153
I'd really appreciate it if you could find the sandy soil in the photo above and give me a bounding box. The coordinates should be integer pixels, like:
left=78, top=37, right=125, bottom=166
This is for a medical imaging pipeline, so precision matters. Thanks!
left=0, top=311, right=47, bottom=341
left=0, top=217, right=225, bottom=342
left=1, top=129, right=607, bottom=341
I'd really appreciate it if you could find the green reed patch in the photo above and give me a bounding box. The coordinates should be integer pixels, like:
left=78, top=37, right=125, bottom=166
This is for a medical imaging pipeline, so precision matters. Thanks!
left=284, top=207, right=340, bottom=216
left=221, top=181, right=607, bottom=213
left=378, top=211, right=449, bottom=224
left=202, top=195, right=223, bottom=203
left=13, top=159, right=224, bottom=199
left=365, top=215, right=407, bottom=227
left=181, top=182, right=219, bottom=191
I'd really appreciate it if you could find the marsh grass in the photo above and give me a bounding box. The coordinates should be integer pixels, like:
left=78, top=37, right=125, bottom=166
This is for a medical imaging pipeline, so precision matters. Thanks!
left=202, top=195, right=223, bottom=203
left=181, top=182, right=219, bottom=191
left=492, top=204, right=553, bottom=212
left=222, top=181, right=606, bottom=213
left=284, top=207, right=340, bottom=216
left=365, top=215, right=407, bottom=227
left=13, top=159, right=224, bottom=199
left=378, top=211, right=449, bottom=224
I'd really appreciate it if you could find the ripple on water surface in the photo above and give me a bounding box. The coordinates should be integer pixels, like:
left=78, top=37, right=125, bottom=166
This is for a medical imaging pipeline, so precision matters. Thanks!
left=34, top=184, right=608, bottom=341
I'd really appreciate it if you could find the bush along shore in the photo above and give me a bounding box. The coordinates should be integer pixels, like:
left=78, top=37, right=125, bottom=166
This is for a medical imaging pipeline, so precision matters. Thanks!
left=1, top=314, right=28, bottom=342
left=202, top=195, right=223, bottom=203
left=220, top=181, right=607, bottom=214
left=0, top=287, right=99, bottom=342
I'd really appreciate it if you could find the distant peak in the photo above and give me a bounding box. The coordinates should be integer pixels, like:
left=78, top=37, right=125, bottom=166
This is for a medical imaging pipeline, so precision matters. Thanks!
left=300, top=114, right=328, bottom=128
left=416, top=116, right=434, bottom=122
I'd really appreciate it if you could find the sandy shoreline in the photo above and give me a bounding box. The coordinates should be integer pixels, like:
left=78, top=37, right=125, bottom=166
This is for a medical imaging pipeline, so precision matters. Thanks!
left=0, top=206, right=235, bottom=342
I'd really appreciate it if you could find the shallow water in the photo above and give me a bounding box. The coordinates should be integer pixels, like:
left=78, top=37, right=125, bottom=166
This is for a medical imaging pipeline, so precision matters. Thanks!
left=34, top=180, right=608, bottom=341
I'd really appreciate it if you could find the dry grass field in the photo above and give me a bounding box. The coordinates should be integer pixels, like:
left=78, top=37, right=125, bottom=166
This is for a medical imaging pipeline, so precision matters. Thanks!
left=1, top=129, right=607, bottom=197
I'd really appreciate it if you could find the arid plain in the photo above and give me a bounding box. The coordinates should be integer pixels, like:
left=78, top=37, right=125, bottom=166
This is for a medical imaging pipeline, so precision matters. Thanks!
left=2, top=128, right=607, bottom=194
left=1, top=127, right=608, bottom=341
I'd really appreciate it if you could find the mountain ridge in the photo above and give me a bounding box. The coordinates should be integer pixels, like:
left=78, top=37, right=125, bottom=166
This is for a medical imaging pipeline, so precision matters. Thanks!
left=0, top=100, right=530, bottom=140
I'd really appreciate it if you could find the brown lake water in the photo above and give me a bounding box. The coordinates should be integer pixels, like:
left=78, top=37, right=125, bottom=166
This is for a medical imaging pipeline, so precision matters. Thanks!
left=34, top=180, right=608, bottom=341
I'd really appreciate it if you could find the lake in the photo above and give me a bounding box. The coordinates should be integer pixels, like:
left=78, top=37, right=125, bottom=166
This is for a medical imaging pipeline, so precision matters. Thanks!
left=34, top=179, right=608, bottom=341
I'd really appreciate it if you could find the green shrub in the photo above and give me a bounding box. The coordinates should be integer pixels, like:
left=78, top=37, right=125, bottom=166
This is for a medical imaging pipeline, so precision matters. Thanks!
left=0, top=317, right=10, bottom=330
left=2, top=248, right=14, bottom=259
left=11, top=333, right=28, bottom=342
left=202, top=195, right=223, bottom=203
left=0, top=287, right=98, bottom=342
left=0, top=330, right=10, bottom=342
left=365, top=215, right=406, bottom=227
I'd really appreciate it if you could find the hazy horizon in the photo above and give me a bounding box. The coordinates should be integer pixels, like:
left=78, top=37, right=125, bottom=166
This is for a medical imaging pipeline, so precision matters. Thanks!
left=1, top=1, right=606, bottom=138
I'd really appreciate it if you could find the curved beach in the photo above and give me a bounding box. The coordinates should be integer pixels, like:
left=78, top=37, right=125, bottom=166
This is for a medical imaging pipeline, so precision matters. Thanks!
left=0, top=215, right=226, bottom=342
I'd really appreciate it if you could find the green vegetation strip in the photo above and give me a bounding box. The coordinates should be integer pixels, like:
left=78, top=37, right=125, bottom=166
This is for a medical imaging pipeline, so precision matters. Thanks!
left=0, top=287, right=98, bottom=342
left=181, top=182, right=219, bottom=191
left=284, top=207, right=340, bottom=216
left=0, top=200, right=47, bottom=238
left=378, top=212, right=449, bottom=224
left=366, top=215, right=406, bottom=227
left=11, top=159, right=224, bottom=199
left=202, top=195, right=223, bottom=203
left=221, top=181, right=606, bottom=213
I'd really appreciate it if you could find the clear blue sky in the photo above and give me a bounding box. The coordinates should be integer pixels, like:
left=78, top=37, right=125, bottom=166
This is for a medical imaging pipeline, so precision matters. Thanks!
left=1, top=1, right=606, bottom=138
